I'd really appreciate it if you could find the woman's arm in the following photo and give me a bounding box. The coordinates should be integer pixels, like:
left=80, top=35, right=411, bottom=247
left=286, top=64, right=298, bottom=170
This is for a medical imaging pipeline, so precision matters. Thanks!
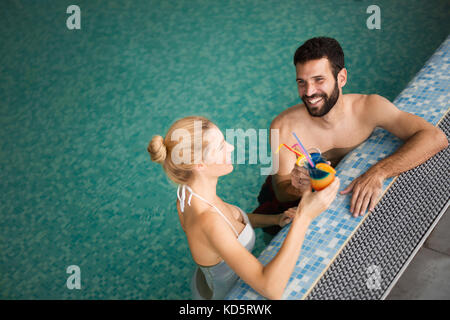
left=202, top=178, right=340, bottom=300
left=260, top=213, right=312, bottom=298
left=202, top=209, right=311, bottom=300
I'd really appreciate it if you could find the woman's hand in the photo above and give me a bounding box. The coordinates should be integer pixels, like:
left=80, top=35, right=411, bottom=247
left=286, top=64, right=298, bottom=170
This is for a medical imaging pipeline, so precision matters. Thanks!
left=278, top=207, right=297, bottom=227
left=296, top=177, right=340, bottom=222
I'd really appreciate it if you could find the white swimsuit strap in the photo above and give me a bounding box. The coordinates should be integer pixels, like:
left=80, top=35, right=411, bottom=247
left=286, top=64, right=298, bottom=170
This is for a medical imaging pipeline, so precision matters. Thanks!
left=177, top=185, right=239, bottom=236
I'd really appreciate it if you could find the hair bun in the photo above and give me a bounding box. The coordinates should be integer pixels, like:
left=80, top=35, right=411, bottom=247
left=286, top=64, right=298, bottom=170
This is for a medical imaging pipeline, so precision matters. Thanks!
left=148, top=135, right=167, bottom=164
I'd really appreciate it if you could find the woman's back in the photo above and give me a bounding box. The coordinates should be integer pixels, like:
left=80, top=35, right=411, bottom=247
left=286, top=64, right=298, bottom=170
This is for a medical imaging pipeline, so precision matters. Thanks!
left=192, top=210, right=255, bottom=299
left=178, top=200, right=247, bottom=266
left=177, top=185, right=255, bottom=299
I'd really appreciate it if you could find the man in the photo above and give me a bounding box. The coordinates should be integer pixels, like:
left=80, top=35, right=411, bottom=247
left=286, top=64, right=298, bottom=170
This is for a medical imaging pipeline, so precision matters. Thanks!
left=255, top=37, right=448, bottom=236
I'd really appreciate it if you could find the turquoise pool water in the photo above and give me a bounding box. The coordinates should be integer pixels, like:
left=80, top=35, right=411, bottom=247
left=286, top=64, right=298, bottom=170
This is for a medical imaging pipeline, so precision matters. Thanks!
left=1, top=0, right=449, bottom=299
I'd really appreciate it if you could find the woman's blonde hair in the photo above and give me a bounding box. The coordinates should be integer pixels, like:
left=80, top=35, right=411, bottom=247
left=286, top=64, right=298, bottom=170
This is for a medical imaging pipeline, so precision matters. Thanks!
left=147, top=116, right=216, bottom=184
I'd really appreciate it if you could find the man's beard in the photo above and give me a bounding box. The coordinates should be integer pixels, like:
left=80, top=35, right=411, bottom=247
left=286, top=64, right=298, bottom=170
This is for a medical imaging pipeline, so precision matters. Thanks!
left=302, top=80, right=340, bottom=117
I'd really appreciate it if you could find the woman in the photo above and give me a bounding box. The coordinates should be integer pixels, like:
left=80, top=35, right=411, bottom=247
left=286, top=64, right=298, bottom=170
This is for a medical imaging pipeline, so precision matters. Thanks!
left=148, top=116, right=340, bottom=300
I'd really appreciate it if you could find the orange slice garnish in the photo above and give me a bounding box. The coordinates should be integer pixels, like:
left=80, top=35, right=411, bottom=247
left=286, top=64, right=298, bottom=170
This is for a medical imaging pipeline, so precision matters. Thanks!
left=315, top=163, right=336, bottom=174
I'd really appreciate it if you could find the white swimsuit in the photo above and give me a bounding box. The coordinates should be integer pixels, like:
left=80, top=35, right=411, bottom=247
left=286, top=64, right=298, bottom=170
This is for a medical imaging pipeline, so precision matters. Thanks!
left=177, top=184, right=256, bottom=300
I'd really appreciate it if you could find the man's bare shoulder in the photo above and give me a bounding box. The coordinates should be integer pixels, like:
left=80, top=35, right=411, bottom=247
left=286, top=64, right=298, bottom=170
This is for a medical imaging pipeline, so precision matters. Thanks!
left=356, top=94, right=396, bottom=117
left=349, top=93, right=392, bottom=109
left=345, top=93, right=370, bottom=108
left=270, top=103, right=307, bottom=130
left=346, top=93, right=379, bottom=118
left=348, top=93, right=402, bottom=128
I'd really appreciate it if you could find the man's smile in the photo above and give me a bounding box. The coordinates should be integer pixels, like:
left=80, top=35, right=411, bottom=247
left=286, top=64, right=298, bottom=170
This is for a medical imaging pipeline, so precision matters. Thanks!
left=306, top=96, right=324, bottom=106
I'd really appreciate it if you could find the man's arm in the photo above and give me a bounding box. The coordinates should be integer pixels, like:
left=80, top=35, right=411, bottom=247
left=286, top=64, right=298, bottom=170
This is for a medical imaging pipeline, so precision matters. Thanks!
left=367, top=95, right=447, bottom=178
left=247, top=207, right=297, bottom=228
left=272, top=175, right=302, bottom=202
left=341, top=94, right=448, bottom=217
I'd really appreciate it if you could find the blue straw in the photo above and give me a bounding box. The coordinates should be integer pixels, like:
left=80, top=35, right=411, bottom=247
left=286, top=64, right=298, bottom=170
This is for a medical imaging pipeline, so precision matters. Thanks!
left=292, top=132, right=315, bottom=167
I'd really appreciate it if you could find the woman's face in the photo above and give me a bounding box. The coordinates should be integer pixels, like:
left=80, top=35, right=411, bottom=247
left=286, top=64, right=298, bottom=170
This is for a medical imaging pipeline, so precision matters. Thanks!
left=201, top=126, right=234, bottom=177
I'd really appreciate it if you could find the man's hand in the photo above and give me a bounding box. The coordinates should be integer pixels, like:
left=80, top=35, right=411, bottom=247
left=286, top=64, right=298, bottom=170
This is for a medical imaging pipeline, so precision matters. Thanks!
left=340, top=168, right=385, bottom=217
left=290, top=165, right=311, bottom=196
left=291, top=161, right=333, bottom=196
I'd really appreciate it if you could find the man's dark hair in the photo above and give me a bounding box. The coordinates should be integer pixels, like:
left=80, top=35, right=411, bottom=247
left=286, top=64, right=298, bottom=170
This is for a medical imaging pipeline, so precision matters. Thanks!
left=293, top=37, right=345, bottom=79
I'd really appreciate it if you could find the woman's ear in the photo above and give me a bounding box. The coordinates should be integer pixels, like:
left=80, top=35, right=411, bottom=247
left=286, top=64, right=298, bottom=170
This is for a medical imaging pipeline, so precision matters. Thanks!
left=193, top=163, right=206, bottom=172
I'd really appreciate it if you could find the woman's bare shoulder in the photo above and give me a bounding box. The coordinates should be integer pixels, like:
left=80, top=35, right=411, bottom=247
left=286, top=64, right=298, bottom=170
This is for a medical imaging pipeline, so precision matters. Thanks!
left=180, top=204, right=220, bottom=234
